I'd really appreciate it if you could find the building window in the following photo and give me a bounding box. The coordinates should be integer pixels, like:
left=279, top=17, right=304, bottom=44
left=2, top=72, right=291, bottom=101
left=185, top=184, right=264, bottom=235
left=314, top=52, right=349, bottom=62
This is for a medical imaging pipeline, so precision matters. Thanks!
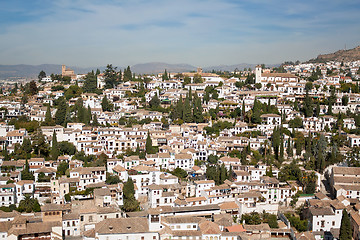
left=151, top=215, right=159, bottom=223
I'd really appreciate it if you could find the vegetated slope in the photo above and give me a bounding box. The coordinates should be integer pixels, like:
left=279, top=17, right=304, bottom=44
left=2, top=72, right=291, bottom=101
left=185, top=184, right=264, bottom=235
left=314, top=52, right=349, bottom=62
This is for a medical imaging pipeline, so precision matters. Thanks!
left=308, top=45, right=360, bottom=63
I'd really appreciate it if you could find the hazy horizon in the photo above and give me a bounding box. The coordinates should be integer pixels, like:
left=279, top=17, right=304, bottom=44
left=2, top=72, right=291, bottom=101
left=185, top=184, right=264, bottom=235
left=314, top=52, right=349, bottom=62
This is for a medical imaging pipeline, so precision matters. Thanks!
left=1, top=0, right=359, bottom=68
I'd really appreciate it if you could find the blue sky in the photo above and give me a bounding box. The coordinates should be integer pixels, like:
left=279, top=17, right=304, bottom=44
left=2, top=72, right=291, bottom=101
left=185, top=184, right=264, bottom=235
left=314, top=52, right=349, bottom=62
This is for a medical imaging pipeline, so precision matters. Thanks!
left=0, top=0, right=359, bottom=68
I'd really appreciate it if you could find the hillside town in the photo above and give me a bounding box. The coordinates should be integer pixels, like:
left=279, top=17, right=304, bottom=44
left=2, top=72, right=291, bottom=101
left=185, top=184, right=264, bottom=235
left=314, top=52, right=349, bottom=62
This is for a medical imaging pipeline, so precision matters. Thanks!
left=0, top=59, right=360, bottom=240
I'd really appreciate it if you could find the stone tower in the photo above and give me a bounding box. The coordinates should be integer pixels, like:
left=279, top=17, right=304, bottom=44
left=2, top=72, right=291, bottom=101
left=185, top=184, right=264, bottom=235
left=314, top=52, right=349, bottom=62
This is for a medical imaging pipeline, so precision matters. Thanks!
left=255, top=65, right=262, bottom=84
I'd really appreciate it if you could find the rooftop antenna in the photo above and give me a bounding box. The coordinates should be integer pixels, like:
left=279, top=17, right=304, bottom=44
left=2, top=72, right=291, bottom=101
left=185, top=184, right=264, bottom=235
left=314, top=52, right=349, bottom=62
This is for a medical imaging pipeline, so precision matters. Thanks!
left=345, top=44, right=346, bottom=50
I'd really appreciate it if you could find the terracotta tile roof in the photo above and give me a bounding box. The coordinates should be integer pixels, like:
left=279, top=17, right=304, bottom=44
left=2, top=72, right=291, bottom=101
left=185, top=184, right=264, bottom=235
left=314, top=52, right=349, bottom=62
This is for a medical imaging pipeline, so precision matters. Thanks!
left=219, top=201, right=239, bottom=210
left=226, top=224, right=246, bottom=232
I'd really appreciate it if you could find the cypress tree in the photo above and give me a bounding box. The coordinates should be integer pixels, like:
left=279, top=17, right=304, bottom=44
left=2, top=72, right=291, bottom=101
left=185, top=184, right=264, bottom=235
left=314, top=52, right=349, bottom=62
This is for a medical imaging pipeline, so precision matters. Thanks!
left=287, top=140, right=293, bottom=157
left=328, top=102, right=333, bottom=115
left=251, top=99, right=261, bottom=124
left=175, top=96, right=184, bottom=120
left=193, top=94, right=203, bottom=123
left=84, top=106, right=92, bottom=125
left=272, top=127, right=280, bottom=160
left=228, top=165, right=233, bottom=181
left=92, top=115, right=99, bottom=126
left=101, top=96, right=113, bottom=112
left=183, top=95, right=193, bottom=123
left=83, top=71, right=97, bottom=93
left=122, top=178, right=139, bottom=212
left=51, top=130, right=60, bottom=160
left=162, top=69, right=169, bottom=80
left=21, top=159, right=35, bottom=180
left=294, top=100, right=299, bottom=111
left=280, top=136, right=284, bottom=160
left=303, top=92, right=313, bottom=117
left=315, top=102, right=320, bottom=117
left=123, top=66, right=132, bottom=82
left=104, top=64, right=118, bottom=89
left=55, top=97, right=67, bottom=126
left=220, top=163, right=227, bottom=184
left=339, top=209, right=352, bottom=240
left=44, top=105, right=55, bottom=126
left=241, top=101, right=246, bottom=120
left=21, top=138, right=32, bottom=159
left=77, top=106, right=85, bottom=123
left=145, top=131, right=155, bottom=154
left=2, top=145, right=9, bottom=161
left=328, top=88, right=336, bottom=115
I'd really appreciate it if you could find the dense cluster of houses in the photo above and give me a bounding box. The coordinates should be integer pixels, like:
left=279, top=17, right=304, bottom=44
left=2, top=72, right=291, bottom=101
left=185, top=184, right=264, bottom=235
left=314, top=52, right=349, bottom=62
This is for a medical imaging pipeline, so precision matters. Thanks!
left=0, top=60, right=359, bottom=239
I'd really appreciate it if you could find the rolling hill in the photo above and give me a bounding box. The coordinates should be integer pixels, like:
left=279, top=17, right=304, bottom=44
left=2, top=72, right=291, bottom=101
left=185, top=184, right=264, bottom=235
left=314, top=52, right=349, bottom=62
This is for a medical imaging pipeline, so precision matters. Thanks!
left=308, top=45, right=360, bottom=63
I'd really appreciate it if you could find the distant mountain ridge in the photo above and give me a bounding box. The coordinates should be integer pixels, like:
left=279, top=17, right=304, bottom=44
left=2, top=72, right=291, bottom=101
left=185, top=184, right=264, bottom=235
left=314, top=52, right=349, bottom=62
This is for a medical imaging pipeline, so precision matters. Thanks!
left=0, top=64, right=104, bottom=80
left=131, top=62, right=196, bottom=74
left=0, top=62, right=281, bottom=80
left=308, top=45, right=360, bottom=63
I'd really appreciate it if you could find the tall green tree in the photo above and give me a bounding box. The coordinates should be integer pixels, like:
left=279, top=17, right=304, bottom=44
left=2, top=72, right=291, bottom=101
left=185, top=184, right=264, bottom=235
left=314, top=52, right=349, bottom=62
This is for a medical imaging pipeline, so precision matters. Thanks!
left=314, top=134, right=327, bottom=171
left=287, top=140, right=293, bottom=158
left=339, top=209, right=352, bottom=240
left=123, top=66, right=132, bottom=82
left=31, top=129, right=49, bottom=157
left=149, top=94, right=160, bottom=109
left=64, top=85, right=82, bottom=100
left=328, top=88, right=336, bottom=115
left=104, top=64, right=119, bottom=89
left=43, top=105, right=55, bottom=126
left=101, top=96, right=113, bottom=112
left=83, top=71, right=98, bottom=92
left=193, top=74, right=203, bottom=83
left=303, top=92, right=313, bottom=117
left=219, top=163, right=227, bottom=183
left=84, top=106, right=92, bottom=125
left=193, top=94, right=204, bottom=123
left=28, top=81, right=38, bottom=95
left=20, top=138, right=32, bottom=159
left=315, top=102, right=320, bottom=117
left=122, top=178, right=139, bottom=212
left=251, top=99, right=261, bottom=124
left=55, top=97, right=68, bottom=126
left=145, top=132, right=156, bottom=154
left=57, top=161, right=69, bottom=176
left=38, top=70, right=46, bottom=81
left=21, top=160, right=34, bottom=180
left=51, top=130, right=60, bottom=160
left=272, top=126, right=281, bottom=160
left=183, top=95, right=193, bottom=123
left=279, top=136, right=284, bottom=160
left=162, top=69, right=169, bottom=80
left=75, top=98, right=85, bottom=122
left=342, top=95, right=349, bottom=106
left=2, top=145, right=9, bottom=161
left=171, top=96, right=184, bottom=121
left=92, top=115, right=100, bottom=126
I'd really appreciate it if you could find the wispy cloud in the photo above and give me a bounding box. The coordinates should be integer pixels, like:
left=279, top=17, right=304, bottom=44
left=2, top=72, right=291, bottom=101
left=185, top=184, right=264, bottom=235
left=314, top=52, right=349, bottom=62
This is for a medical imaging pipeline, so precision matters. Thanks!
left=0, top=0, right=359, bottom=67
